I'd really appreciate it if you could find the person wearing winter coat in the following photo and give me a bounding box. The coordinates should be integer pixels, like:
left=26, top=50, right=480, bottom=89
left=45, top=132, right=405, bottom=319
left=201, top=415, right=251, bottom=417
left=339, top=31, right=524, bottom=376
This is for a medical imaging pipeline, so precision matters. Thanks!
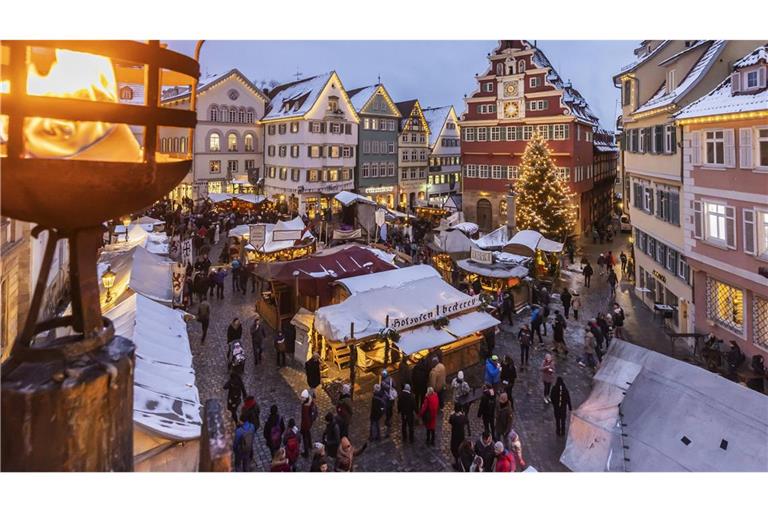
left=583, top=262, right=594, bottom=288
left=197, top=299, right=210, bottom=344
left=553, top=312, right=568, bottom=357
left=571, top=294, right=582, bottom=321
left=270, top=447, right=290, bottom=472
left=283, top=420, right=301, bottom=471
left=484, top=355, right=501, bottom=388
left=420, top=387, right=440, bottom=446
left=607, top=268, right=618, bottom=296
left=380, top=370, right=397, bottom=437
left=500, top=355, right=517, bottom=402
left=451, top=371, right=471, bottom=413
left=428, top=357, right=447, bottom=409
left=213, top=267, right=227, bottom=299
left=304, top=352, right=322, bottom=390
left=530, top=306, right=545, bottom=345
left=250, top=316, right=265, bottom=366
left=560, top=288, right=572, bottom=319
left=274, top=331, right=287, bottom=367
left=233, top=418, right=256, bottom=472
left=227, top=318, right=243, bottom=344
left=398, top=383, right=416, bottom=443
left=579, top=329, right=598, bottom=371
left=223, top=372, right=247, bottom=423
left=588, top=319, right=605, bottom=361
left=336, top=384, right=354, bottom=439
left=612, top=302, right=626, bottom=339
left=411, top=358, right=429, bottom=412
left=457, top=439, right=476, bottom=472
left=310, top=443, right=327, bottom=472
left=469, top=455, right=485, bottom=472
left=507, top=430, right=526, bottom=470
left=493, top=441, right=516, bottom=472
left=495, top=392, right=514, bottom=443
left=299, top=389, right=318, bottom=458
left=369, top=384, right=386, bottom=442
left=449, top=407, right=471, bottom=470
left=322, top=412, right=341, bottom=458
left=518, top=325, right=532, bottom=367
left=474, top=431, right=495, bottom=472
left=240, top=395, right=260, bottom=430
left=335, top=436, right=367, bottom=472
left=263, top=404, right=285, bottom=456
left=540, top=353, right=556, bottom=404
left=477, top=385, right=497, bottom=439
left=549, top=377, right=572, bottom=436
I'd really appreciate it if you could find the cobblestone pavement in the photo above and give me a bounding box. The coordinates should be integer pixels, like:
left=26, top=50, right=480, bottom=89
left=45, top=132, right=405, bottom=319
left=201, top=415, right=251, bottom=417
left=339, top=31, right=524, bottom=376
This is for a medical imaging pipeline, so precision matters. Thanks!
left=188, top=231, right=675, bottom=472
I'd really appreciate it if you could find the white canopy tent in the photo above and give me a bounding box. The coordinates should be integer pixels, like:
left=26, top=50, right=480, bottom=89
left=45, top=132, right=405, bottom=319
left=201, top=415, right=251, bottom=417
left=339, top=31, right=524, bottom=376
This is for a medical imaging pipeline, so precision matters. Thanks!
left=229, top=216, right=314, bottom=254
left=334, top=190, right=377, bottom=206
left=335, top=265, right=440, bottom=296
left=561, top=339, right=768, bottom=472
left=504, top=229, right=564, bottom=256
left=475, top=226, right=509, bottom=250
left=111, top=222, right=169, bottom=255
left=456, top=258, right=530, bottom=279
left=431, top=228, right=475, bottom=254
left=208, top=192, right=266, bottom=205
left=97, top=245, right=174, bottom=305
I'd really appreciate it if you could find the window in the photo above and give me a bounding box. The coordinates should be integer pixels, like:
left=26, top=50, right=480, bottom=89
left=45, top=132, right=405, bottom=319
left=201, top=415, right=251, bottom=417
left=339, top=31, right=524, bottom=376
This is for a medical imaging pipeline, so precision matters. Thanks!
left=330, top=146, right=341, bottom=158
left=643, top=186, right=653, bottom=213
left=478, top=165, right=490, bottom=178
left=227, top=160, right=238, bottom=173
left=342, top=146, right=352, bottom=158
left=310, top=122, right=322, bottom=134
left=419, top=150, right=426, bottom=161
left=331, top=122, right=342, bottom=134
left=464, top=128, right=476, bottom=142
left=758, top=128, right=768, bottom=168
left=209, top=160, right=221, bottom=174
left=309, top=145, right=321, bottom=158
left=388, top=163, right=395, bottom=176
left=361, top=163, right=370, bottom=178
left=290, top=145, right=299, bottom=158
left=209, top=106, right=219, bottom=121
left=229, top=108, right=237, bottom=123
left=484, top=82, right=494, bottom=93
left=209, top=133, right=220, bottom=152
left=491, top=165, right=504, bottom=179
left=558, top=167, right=570, bottom=181
left=267, top=145, right=275, bottom=157
left=477, top=127, right=488, bottom=142
left=528, top=100, right=549, bottom=111
left=553, top=124, right=567, bottom=140
left=518, top=61, right=525, bottom=73
left=667, top=69, right=676, bottom=93
left=238, top=108, right=246, bottom=123
left=247, top=109, right=256, bottom=123
left=371, top=163, right=379, bottom=178
left=706, top=278, right=744, bottom=334
left=623, top=80, right=632, bottom=106
left=705, top=202, right=731, bottom=245
left=496, top=63, right=504, bottom=76
left=307, top=169, right=319, bottom=182
left=746, top=70, right=758, bottom=89
left=278, top=124, right=287, bottom=135
left=268, top=125, right=276, bottom=135
left=245, top=159, right=255, bottom=170
left=529, top=77, right=540, bottom=87
left=705, top=130, right=725, bottom=165
left=402, top=150, right=409, bottom=162
left=491, top=127, right=501, bottom=141
left=411, top=150, right=418, bottom=161
left=465, top=164, right=477, bottom=178
left=328, top=96, right=339, bottom=111
left=664, top=125, right=676, bottom=154
left=522, top=126, right=533, bottom=140
left=268, top=167, right=276, bottom=178
left=372, top=141, right=379, bottom=154
left=290, top=122, right=299, bottom=133
left=362, top=140, right=370, bottom=154
left=227, top=133, right=238, bottom=152
left=507, top=166, right=518, bottom=179
left=244, top=134, right=255, bottom=152
left=278, top=146, right=287, bottom=157
left=754, top=295, right=768, bottom=350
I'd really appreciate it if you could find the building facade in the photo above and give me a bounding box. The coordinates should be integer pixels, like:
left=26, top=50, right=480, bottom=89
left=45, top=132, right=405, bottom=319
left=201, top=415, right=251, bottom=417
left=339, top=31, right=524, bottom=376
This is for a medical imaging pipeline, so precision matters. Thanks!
left=677, top=45, right=768, bottom=357
left=347, top=84, right=401, bottom=208
left=422, top=106, right=462, bottom=207
left=592, top=128, right=620, bottom=223
left=1, top=218, right=31, bottom=362
left=262, top=71, right=359, bottom=217
left=460, top=40, right=601, bottom=234
left=157, top=69, right=268, bottom=200
left=395, top=100, right=430, bottom=210
left=616, top=40, right=761, bottom=333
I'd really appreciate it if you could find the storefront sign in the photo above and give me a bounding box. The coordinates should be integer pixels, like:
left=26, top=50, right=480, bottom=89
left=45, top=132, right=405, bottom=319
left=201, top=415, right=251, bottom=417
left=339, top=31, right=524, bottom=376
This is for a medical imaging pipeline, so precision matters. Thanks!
left=390, top=296, right=481, bottom=331
left=181, top=238, right=193, bottom=266
left=470, top=246, right=493, bottom=265
left=171, top=262, right=186, bottom=305
left=364, top=186, right=394, bottom=194
left=273, top=229, right=302, bottom=242
left=249, top=224, right=266, bottom=249
left=652, top=269, right=667, bottom=284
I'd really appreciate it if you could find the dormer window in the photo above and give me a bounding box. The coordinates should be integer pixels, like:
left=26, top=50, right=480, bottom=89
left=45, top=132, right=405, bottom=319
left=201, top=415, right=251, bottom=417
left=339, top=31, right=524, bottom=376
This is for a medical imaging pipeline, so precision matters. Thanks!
left=667, top=69, right=676, bottom=93
left=518, top=60, right=526, bottom=73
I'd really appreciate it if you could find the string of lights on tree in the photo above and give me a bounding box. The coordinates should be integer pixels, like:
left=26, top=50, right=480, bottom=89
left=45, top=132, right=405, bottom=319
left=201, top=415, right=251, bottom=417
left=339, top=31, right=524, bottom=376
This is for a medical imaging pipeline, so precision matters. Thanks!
left=514, top=131, right=577, bottom=241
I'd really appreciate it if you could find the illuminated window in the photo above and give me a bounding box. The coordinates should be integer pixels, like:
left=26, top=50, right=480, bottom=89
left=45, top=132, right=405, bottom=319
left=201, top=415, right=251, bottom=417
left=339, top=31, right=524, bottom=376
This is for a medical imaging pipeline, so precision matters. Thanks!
left=227, top=133, right=238, bottom=152
left=209, top=133, right=221, bottom=152
left=244, top=134, right=255, bottom=152
left=706, top=278, right=743, bottom=334
left=209, top=160, right=221, bottom=174
left=753, top=295, right=768, bottom=350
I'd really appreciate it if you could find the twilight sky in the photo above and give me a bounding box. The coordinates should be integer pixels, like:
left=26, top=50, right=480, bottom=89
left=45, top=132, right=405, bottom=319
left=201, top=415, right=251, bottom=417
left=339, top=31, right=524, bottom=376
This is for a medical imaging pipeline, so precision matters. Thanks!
left=166, top=40, right=638, bottom=131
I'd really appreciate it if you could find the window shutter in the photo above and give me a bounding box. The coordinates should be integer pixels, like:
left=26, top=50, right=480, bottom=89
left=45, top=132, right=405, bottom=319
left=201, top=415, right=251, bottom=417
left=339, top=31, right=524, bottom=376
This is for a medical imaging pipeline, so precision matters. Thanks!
left=345, top=124, right=351, bottom=135
left=693, top=200, right=703, bottom=239
left=320, top=122, right=326, bottom=133
left=647, top=187, right=654, bottom=213
left=731, top=72, right=741, bottom=93
left=670, top=126, right=677, bottom=154
left=725, top=205, right=736, bottom=249
left=656, top=190, right=663, bottom=217
left=724, top=129, right=736, bottom=167
left=743, top=209, right=756, bottom=255
left=670, top=192, right=680, bottom=225
left=691, top=131, right=701, bottom=165
left=758, top=66, right=767, bottom=88
left=739, top=128, right=754, bottom=169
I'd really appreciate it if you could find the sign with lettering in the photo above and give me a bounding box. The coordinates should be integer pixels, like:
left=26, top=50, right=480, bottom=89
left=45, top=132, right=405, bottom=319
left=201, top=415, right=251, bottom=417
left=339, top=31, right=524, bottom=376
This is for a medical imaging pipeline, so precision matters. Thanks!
left=272, top=229, right=302, bottom=242
left=375, top=209, right=386, bottom=227
left=181, top=238, right=193, bottom=266
left=249, top=224, right=266, bottom=249
left=389, top=296, right=481, bottom=331
left=364, top=186, right=394, bottom=194
left=470, top=246, right=493, bottom=265
left=652, top=269, right=667, bottom=284
left=169, top=235, right=181, bottom=260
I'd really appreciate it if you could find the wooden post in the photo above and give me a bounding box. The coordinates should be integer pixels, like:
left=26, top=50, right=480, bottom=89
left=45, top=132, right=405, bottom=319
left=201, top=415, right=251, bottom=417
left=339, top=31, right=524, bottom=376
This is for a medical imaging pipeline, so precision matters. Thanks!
left=349, top=322, right=356, bottom=400
left=198, top=399, right=231, bottom=472
left=384, top=315, right=390, bottom=367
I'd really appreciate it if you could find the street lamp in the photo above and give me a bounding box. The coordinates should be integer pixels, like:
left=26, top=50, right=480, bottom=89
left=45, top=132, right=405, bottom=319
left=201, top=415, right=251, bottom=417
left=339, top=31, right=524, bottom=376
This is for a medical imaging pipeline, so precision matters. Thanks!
left=101, top=265, right=116, bottom=303
left=121, top=215, right=131, bottom=242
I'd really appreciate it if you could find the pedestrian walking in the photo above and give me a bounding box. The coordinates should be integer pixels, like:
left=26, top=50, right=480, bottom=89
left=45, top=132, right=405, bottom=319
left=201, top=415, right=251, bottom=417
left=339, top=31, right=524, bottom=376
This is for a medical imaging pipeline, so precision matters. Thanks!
left=380, top=370, right=397, bottom=437
left=540, top=353, right=556, bottom=404
left=263, top=404, right=285, bottom=456
left=214, top=267, right=226, bottom=299
left=398, top=383, right=416, bottom=444
left=612, top=302, right=626, bottom=339
left=589, top=318, right=606, bottom=362
left=477, top=384, right=497, bottom=439
left=322, top=412, right=341, bottom=458
left=550, top=377, right=572, bottom=437
left=495, top=392, right=514, bottom=444
left=597, top=253, right=605, bottom=276
left=231, top=257, right=241, bottom=292
left=502, top=287, right=515, bottom=325
left=240, top=395, right=260, bottom=430
left=607, top=268, right=618, bottom=296
left=411, top=358, right=429, bottom=412
left=507, top=430, right=526, bottom=471
left=484, top=354, right=501, bottom=388
left=305, top=352, right=321, bottom=390
left=310, top=443, right=327, bottom=472
left=493, top=441, right=516, bottom=472
left=474, top=432, right=495, bottom=472
left=428, top=357, right=447, bottom=409
left=336, top=384, right=353, bottom=439
left=451, top=370, right=471, bottom=413
left=420, top=387, right=439, bottom=446
left=449, top=406, right=471, bottom=470
left=227, top=318, right=242, bottom=344
left=300, top=389, right=318, bottom=458
left=197, top=299, right=210, bottom=344
left=369, top=383, right=386, bottom=442
left=274, top=330, right=287, bottom=367
left=250, top=315, right=265, bottom=366
left=583, top=261, right=594, bottom=288
left=518, top=325, right=532, bottom=368
left=335, top=436, right=367, bottom=472
left=283, top=420, right=301, bottom=471
left=553, top=311, right=568, bottom=357
left=578, top=328, right=598, bottom=371
left=500, top=355, right=517, bottom=401
left=223, top=371, right=246, bottom=423
left=531, top=306, right=545, bottom=345
left=457, top=439, right=476, bottom=472
left=620, top=251, right=628, bottom=274
left=571, top=293, right=582, bottom=321
left=561, top=288, right=572, bottom=319
left=233, top=416, right=256, bottom=472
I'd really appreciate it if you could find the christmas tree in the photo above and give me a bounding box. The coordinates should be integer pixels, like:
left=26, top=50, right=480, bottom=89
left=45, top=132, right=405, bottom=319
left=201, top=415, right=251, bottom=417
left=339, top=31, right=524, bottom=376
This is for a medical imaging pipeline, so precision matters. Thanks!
left=514, top=131, right=577, bottom=240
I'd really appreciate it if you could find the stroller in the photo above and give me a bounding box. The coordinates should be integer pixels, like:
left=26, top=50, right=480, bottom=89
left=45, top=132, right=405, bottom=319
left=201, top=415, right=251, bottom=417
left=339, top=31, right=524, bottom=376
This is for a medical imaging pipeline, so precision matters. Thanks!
left=229, top=339, right=246, bottom=375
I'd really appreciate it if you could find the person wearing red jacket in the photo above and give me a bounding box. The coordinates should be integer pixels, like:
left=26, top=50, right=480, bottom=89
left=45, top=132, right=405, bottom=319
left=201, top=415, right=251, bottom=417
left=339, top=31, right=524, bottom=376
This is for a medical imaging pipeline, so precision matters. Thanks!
left=420, top=387, right=440, bottom=447
left=493, top=441, right=516, bottom=472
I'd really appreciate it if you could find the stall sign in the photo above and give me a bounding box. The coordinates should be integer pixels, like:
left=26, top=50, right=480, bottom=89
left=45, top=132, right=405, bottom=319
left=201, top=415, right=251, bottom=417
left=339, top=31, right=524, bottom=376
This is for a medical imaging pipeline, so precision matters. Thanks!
left=364, top=186, right=394, bottom=194
left=171, top=262, right=186, bottom=305
left=181, top=238, right=194, bottom=266
left=389, top=296, right=480, bottom=331
left=169, top=235, right=181, bottom=260
left=273, top=229, right=302, bottom=242
left=249, top=224, right=267, bottom=249
left=470, top=246, right=493, bottom=265
left=375, top=209, right=386, bottom=227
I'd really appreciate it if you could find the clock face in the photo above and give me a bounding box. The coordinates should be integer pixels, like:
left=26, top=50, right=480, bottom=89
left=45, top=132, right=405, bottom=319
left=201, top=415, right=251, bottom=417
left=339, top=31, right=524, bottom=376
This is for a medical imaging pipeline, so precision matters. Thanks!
left=504, top=81, right=518, bottom=98
left=503, top=101, right=520, bottom=119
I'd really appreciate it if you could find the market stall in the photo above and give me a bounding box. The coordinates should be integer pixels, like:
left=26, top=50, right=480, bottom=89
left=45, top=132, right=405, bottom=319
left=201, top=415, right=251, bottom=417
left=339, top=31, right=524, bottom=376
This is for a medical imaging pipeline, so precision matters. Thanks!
left=97, top=245, right=174, bottom=306
left=503, top=229, right=564, bottom=279
left=228, top=216, right=316, bottom=264
left=313, top=265, right=500, bottom=379
left=455, top=247, right=531, bottom=312
left=110, top=222, right=170, bottom=255
left=208, top=192, right=271, bottom=214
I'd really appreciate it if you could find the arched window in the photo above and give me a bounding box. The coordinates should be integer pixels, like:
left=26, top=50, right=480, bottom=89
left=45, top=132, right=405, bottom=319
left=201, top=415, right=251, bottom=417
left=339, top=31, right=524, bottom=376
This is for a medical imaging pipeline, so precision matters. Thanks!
left=209, top=105, right=219, bottom=122
left=238, top=108, right=246, bottom=123
left=180, top=137, right=187, bottom=154
left=244, top=134, right=254, bottom=152
left=220, top=106, right=228, bottom=122
left=518, top=60, right=526, bottom=73
left=229, top=107, right=237, bottom=123
left=246, top=108, right=255, bottom=123
left=227, top=133, right=238, bottom=152
left=119, top=86, right=134, bottom=100
left=209, top=133, right=220, bottom=152
left=172, top=137, right=179, bottom=153
left=496, top=63, right=504, bottom=76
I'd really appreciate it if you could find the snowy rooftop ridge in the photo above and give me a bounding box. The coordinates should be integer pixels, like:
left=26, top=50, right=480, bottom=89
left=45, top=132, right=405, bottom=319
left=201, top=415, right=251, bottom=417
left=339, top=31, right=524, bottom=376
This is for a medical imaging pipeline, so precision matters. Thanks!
left=263, top=71, right=334, bottom=121
left=634, top=41, right=726, bottom=115
left=160, top=69, right=266, bottom=103
left=531, top=48, right=599, bottom=126
left=346, top=84, right=378, bottom=112
left=615, top=41, right=671, bottom=78
left=421, top=106, right=453, bottom=148
left=676, top=45, right=768, bottom=121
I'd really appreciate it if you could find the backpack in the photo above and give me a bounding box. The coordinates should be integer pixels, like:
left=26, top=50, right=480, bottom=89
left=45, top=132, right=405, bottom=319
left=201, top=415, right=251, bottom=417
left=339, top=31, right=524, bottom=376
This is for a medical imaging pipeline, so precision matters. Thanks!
left=285, top=433, right=300, bottom=463
left=236, top=427, right=255, bottom=460
left=269, top=416, right=283, bottom=449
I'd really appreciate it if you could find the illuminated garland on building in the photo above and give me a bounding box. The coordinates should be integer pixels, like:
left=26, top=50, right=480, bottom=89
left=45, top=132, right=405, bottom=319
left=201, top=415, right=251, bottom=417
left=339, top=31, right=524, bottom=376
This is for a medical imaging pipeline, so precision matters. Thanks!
left=514, top=131, right=577, bottom=240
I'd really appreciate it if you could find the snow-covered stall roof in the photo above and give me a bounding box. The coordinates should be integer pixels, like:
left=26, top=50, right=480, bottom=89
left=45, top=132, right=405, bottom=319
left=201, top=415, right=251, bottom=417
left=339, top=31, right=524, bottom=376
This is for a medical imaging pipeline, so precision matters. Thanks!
left=229, top=217, right=314, bottom=254
left=111, top=222, right=169, bottom=255
left=208, top=192, right=266, bottom=205
left=456, top=258, right=529, bottom=280
left=98, top=245, right=173, bottom=305
left=396, top=310, right=499, bottom=355
left=106, top=293, right=201, bottom=442
left=475, top=226, right=509, bottom=250
left=443, top=194, right=462, bottom=212
left=334, top=190, right=377, bottom=206
left=676, top=45, right=768, bottom=120
left=504, top=229, right=563, bottom=256
left=560, top=339, right=768, bottom=472
left=421, top=106, right=453, bottom=148
left=335, top=264, right=440, bottom=295
left=634, top=40, right=725, bottom=115
left=452, top=222, right=479, bottom=236
left=263, top=72, right=333, bottom=121
left=431, top=228, right=475, bottom=254
left=314, top=267, right=493, bottom=342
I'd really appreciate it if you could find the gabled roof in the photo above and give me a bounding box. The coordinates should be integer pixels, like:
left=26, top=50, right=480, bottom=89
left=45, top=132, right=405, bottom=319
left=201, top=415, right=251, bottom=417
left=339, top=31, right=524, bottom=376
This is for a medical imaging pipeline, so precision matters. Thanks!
left=396, top=99, right=426, bottom=132
left=613, top=41, right=671, bottom=81
left=531, top=48, right=599, bottom=126
left=160, top=68, right=269, bottom=104
left=676, top=45, right=768, bottom=121
left=658, top=40, right=708, bottom=66
left=421, top=106, right=454, bottom=148
left=634, top=40, right=726, bottom=116
left=263, top=71, right=334, bottom=121
left=347, top=83, right=401, bottom=117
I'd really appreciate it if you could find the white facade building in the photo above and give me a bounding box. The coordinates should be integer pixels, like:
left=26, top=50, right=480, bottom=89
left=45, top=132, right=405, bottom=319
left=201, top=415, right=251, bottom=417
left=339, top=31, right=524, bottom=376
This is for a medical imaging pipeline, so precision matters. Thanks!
left=422, top=106, right=462, bottom=206
left=262, top=72, right=359, bottom=216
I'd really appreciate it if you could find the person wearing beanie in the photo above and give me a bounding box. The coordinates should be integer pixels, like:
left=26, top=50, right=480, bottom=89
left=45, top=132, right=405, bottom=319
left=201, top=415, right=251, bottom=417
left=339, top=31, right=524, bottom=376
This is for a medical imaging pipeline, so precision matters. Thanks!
left=451, top=370, right=472, bottom=414
left=397, top=383, right=416, bottom=443
left=300, top=389, right=317, bottom=458
left=369, top=383, right=386, bottom=442
left=336, top=383, right=353, bottom=439
left=322, top=412, right=341, bottom=458
left=493, top=440, right=515, bottom=472
left=283, top=418, right=301, bottom=471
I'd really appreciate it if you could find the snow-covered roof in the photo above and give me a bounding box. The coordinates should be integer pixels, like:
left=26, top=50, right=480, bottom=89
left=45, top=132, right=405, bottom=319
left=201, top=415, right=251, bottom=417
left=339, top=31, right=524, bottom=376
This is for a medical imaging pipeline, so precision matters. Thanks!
left=229, top=217, right=314, bottom=254
left=421, top=106, right=453, bottom=148
left=677, top=45, right=768, bottom=120
left=110, top=223, right=169, bottom=255
left=263, top=72, right=333, bottom=121
left=334, top=190, right=377, bottom=206
left=98, top=245, right=174, bottom=305
left=634, top=41, right=726, bottom=115
left=475, top=226, right=509, bottom=250
left=107, top=293, right=201, bottom=441
left=396, top=310, right=500, bottom=356
left=504, top=229, right=563, bottom=256
left=335, top=264, right=440, bottom=295
left=614, top=41, right=671, bottom=79
left=160, top=68, right=268, bottom=104
left=395, top=100, right=418, bottom=130
left=456, top=258, right=529, bottom=280
left=531, top=48, right=599, bottom=126
left=452, top=222, right=479, bottom=236
left=431, top=228, right=475, bottom=254
left=346, top=84, right=378, bottom=112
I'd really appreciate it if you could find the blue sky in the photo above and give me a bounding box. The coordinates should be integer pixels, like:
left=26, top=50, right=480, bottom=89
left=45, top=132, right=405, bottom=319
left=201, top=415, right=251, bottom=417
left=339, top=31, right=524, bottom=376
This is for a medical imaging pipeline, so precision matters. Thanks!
left=167, top=40, right=638, bottom=131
